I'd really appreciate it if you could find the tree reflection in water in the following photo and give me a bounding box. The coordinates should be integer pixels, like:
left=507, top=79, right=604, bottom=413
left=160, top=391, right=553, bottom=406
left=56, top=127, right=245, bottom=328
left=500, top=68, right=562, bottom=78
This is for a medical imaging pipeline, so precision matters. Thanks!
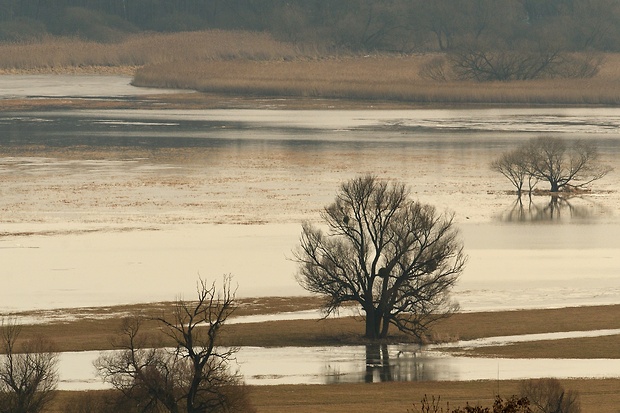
left=499, top=195, right=608, bottom=223
left=326, top=344, right=431, bottom=384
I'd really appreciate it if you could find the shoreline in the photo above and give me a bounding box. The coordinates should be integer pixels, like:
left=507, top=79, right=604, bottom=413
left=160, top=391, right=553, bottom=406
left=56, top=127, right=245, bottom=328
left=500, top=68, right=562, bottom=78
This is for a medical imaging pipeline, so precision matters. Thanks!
left=4, top=299, right=619, bottom=357
left=1, top=67, right=618, bottom=111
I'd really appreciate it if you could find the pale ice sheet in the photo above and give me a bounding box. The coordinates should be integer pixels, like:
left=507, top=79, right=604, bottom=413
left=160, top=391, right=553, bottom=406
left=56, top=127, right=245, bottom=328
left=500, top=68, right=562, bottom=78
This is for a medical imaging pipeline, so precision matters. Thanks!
left=0, top=75, right=183, bottom=98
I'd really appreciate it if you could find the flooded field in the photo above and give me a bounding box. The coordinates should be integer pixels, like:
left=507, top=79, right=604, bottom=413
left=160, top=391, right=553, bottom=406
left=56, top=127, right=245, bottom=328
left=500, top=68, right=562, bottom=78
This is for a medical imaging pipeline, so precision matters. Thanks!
left=1, top=75, right=619, bottom=388
left=1, top=102, right=619, bottom=311
left=59, top=335, right=620, bottom=390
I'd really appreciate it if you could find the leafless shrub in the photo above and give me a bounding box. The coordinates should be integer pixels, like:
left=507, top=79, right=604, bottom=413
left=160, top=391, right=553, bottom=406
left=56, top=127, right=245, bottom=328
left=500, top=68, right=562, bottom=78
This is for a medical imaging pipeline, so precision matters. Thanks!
left=552, top=53, right=604, bottom=78
left=520, top=378, right=581, bottom=413
left=419, top=56, right=452, bottom=81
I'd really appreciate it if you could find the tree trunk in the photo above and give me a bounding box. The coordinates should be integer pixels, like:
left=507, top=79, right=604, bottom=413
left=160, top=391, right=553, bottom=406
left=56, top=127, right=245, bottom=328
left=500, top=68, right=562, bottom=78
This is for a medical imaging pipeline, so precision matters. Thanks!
left=550, top=180, right=560, bottom=192
left=379, top=313, right=391, bottom=339
left=364, top=308, right=381, bottom=339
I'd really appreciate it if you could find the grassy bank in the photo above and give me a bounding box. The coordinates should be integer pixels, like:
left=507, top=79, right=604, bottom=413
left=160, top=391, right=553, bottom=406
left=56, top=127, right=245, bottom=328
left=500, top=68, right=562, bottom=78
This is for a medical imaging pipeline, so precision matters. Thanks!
left=1, top=31, right=619, bottom=106
left=7, top=300, right=620, bottom=358
left=46, top=379, right=620, bottom=413
left=0, top=30, right=301, bottom=73
left=132, top=54, right=620, bottom=106
left=6, top=300, right=620, bottom=412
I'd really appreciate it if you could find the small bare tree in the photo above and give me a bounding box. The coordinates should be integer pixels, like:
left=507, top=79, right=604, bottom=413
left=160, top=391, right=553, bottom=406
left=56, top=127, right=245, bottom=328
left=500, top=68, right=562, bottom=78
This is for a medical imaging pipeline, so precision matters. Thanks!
left=96, top=276, right=253, bottom=413
left=491, top=146, right=537, bottom=196
left=492, top=137, right=611, bottom=194
left=0, top=320, right=58, bottom=413
left=526, top=137, right=611, bottom=193
left=295, top=175, right=466, bottom=340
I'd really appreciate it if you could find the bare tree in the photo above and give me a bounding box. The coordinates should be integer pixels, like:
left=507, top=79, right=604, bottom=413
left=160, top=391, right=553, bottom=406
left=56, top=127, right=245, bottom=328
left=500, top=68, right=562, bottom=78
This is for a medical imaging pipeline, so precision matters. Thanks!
left=0, top=319, right=58, bottom=413
left=295, top=175, right=466, bottom=340
left=493, top=137, right=611, bottom=193
left=526, top=136, right=611, bottom=192
left=95, top=276, right=253, bottom=413
left=491, top=146, right=537, bottom=196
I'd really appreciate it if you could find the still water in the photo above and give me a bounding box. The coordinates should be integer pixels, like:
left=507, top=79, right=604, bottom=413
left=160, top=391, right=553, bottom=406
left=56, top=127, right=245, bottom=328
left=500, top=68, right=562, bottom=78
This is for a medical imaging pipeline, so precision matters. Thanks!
left=58, top=341, right=620, bottom=390
left=1, top=76, right=620, bottom=387
left=1, top=105, right=619, bottom=311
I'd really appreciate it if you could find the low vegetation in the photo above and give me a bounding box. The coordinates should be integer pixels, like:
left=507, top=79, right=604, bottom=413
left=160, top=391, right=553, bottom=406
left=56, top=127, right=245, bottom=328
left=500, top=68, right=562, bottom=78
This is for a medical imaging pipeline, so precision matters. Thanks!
left=1, top=30, right=619, bottom=107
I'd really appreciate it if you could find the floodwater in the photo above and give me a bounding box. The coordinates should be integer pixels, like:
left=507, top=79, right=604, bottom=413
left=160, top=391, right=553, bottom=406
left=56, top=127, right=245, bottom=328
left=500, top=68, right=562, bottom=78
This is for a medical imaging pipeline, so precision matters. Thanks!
left=1, top=75, right=620, bottom=387
left=58, top=332, right=620, bottom=390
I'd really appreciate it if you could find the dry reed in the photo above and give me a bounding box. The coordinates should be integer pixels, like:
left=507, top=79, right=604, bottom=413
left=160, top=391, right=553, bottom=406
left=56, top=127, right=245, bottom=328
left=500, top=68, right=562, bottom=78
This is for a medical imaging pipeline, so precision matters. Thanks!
left=2, top=31, right=619, bottom=105
left=133, top=54, right=620, bottom=105
left=46, top=379, right=620, bottom=413
left=0, top=30, right=300, bottom=72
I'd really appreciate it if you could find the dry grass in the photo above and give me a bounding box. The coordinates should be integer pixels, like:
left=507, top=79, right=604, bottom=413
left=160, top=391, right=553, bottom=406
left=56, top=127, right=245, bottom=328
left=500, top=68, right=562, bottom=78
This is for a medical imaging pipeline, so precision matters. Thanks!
left=9, top=302, right=620, bottom=413
left=46, top=379, right=620, bottom=413
left=133, top=54, right=620, bottom=105
left=2, top=31, right=619, bottom=105
left=0, top=30, right=300, bottom=72
left=469, top=334, right=620, bottom=359
left=6, top=302, right=620, bottom=355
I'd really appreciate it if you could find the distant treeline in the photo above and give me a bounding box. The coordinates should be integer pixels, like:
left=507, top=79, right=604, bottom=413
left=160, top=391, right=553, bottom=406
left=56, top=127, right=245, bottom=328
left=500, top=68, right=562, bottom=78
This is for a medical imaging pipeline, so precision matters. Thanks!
left=1, top=0, right=619, bottom=52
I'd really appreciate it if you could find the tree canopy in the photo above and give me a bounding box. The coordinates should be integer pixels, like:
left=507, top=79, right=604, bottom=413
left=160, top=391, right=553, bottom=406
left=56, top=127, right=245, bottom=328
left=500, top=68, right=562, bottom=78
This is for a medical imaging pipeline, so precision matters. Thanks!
left=295, top=175, right=466, bottom=340
left=1, top=0, right=620, bottom=53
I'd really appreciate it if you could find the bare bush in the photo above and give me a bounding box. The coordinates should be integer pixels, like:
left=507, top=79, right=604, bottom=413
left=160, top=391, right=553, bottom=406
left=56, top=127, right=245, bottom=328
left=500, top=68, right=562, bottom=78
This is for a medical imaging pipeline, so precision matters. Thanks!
left=492, top=136, right=612, bottom=194
left=448, top=47, right=562, bottom=81
left=520, top=378, right=581, bottom=413
left=419, top=56, right=452, bottom=81
left=411, top=394, right=532, bottom=413
left=446, top=45, right=603, bottom=81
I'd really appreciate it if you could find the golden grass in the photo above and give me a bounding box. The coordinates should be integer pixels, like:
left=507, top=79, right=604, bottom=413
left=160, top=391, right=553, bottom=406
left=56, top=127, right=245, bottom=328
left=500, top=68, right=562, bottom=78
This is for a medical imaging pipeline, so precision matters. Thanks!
left=0, top=30, right=300, bottom=72
left=466, top=334, right=620, bottom=359
left=2, top=30, right=619, bottom=105
left=46, top=379, right=620, bottom=413
left=133, top=54, right=620, bottom=105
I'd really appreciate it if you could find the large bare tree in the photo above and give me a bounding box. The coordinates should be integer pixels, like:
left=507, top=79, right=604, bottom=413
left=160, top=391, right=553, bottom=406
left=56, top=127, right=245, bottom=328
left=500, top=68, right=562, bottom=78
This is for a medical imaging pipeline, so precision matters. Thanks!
left=95, top=276, right=252, bottom=413
left=295, top=175, right=466, bottom=340
left=0, top=320, right=58, bottom=413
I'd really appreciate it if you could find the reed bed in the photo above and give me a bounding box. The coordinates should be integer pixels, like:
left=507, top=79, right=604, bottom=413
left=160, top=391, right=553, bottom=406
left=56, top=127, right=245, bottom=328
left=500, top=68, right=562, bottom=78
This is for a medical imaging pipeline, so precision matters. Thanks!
left=133, top=54, right=620, bottom=105
left=0, top=30, right=301, bottom=72
left=2, top=30, right=619, bottom=105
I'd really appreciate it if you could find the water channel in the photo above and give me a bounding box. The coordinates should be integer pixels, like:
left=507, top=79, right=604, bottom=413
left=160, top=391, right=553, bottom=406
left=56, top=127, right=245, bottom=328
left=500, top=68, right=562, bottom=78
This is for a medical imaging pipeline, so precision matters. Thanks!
left=1, top=75, right=619, bottom=387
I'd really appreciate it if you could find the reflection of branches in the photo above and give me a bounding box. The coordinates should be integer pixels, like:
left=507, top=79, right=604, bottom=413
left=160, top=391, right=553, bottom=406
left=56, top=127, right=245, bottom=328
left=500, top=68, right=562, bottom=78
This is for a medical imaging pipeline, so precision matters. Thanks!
left=499, top=195, right=607, bottom=223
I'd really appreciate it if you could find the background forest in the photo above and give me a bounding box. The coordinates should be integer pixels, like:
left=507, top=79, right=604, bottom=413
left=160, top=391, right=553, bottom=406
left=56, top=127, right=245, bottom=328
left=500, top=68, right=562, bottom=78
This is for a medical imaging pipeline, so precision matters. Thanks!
left=1, top=0, right=619, bottom=52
